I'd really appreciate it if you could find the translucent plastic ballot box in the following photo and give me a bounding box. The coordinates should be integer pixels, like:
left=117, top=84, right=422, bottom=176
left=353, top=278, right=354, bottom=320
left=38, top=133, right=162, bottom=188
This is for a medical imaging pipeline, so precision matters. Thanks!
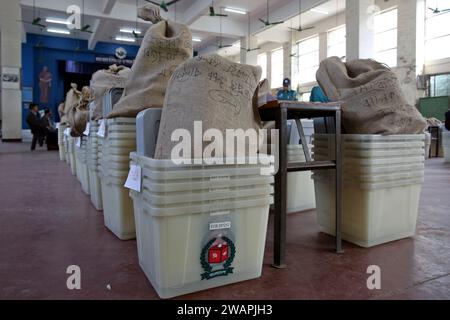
left=128, top=153, right=275, bottom=298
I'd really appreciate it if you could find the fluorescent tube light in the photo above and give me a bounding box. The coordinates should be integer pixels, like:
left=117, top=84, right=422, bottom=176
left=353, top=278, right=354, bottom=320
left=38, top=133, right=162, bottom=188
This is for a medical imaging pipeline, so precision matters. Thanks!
left=47, top=28, right=70, bottom=35
left=115, top=36, right=136, bottom=42
left=120, top=28, right=141, bottom=34
left=192, top=38, right=202, bottom=42
left=311, top=8, right=329, bottom=14
left=224, top=7, right=247, bottom=15
left=46, top=17, right=71, bottom=25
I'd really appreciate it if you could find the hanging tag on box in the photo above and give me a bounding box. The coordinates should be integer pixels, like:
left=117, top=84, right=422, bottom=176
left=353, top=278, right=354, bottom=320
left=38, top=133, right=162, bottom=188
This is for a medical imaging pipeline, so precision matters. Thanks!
left=83, top=122, right=90, bottom=136
left=97, top=120, right=106, bottom=138
left=124, top=164, right=142, bottom=192
left=76, top=137, right=81, bottom=148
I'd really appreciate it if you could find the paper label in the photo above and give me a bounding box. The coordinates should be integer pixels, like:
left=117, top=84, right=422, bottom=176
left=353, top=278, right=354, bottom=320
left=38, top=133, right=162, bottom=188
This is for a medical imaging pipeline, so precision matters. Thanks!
left=83, top=122, right=90, bottom=136
left=56, top=123, right=60, bottom=129
left=97, top=120, right=106, bottom=138
left=209, top=221, right=231, bottom=230
left=124, top=164, right=142, bottom=192
left=76, top=137, right=81, bottom=148
left=64, top=128, right=71, bottom=137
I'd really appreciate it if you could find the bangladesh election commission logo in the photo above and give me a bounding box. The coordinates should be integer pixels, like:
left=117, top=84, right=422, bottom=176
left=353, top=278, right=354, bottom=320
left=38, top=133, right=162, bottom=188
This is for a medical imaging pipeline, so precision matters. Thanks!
left=200, top=236, right=235, bottom=280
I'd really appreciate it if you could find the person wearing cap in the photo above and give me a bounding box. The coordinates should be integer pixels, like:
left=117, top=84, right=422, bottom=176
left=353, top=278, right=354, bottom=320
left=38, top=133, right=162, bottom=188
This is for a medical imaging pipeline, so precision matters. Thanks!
left=277, top=78, right=298, bottom=101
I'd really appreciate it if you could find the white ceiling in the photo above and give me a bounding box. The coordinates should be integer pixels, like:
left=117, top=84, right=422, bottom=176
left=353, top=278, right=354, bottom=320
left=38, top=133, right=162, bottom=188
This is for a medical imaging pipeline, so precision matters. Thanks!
left=20, top=0, right=341, bottom=52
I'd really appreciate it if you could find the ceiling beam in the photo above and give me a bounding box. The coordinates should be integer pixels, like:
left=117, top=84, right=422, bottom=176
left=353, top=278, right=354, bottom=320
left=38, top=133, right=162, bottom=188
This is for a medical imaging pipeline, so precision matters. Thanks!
left=102, top=0, right=117, bottom=15
left=189, top=16, right=246, bottom=38
left=251, top=0, right=328, bottom=35
left=88, top=19, right=102, bottom=50
left=181, top=0, right=213, bottom=25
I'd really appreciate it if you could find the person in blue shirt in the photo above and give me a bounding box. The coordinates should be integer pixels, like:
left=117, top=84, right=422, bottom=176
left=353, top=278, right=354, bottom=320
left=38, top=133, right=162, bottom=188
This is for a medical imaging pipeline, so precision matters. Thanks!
left=277, top=78, right=298, bottom=101
left=310, top=85, right=330, bottom=103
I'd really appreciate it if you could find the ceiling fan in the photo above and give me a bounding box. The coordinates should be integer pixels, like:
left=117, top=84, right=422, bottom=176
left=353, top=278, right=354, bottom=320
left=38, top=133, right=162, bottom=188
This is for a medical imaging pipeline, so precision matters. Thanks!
left=20, top=0, right=47, bottom=29
left=215, top=12, right=233, bottom=49
left=288, top=0, right=315, bottom=32
left=132, top=30, right=144, bottom=39
left=145, top=0, right=181, bottom=13
left=241, top=13, right=260, bottom=52
left=259, top=0, right=284, bottom=27
left=131, top=0, right=144, bottom=39
left=209, top=1, right=228, bottom=17
left=428, top=6, right=450, bottom=14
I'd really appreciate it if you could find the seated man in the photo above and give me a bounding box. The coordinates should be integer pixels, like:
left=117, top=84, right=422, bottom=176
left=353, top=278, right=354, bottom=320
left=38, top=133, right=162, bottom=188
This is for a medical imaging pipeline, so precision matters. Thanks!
left=310, top=85, right=330, bottom=103
left=277, top=78, right=298, bottom=101
left=26, top=103, right=47, bottom=151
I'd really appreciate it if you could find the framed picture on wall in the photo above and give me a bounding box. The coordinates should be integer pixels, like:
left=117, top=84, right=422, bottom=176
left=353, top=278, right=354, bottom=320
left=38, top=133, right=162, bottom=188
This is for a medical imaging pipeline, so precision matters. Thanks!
left=1, top=66, right=21, bottom=90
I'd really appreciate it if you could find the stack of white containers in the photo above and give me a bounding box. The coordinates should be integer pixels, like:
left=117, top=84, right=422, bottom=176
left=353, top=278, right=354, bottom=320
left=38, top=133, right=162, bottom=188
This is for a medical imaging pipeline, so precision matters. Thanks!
left=129, top=153, right=274, bottom=299
left=67, top=136, right=77, bottom=176
left=58, top=123, right=67, bottom=161
left=64, top=132, right=70, bottom=164
left=87, top=121, right=102, bottom=210
left=286, top=144, right=316, bottom=213
left=75, top=136, right=90, bottom=195
left=100, top=118, right=136, bottom=240
left=443, top=130, right=450, bottom=162
left=312, top=134, right=426, bottom=247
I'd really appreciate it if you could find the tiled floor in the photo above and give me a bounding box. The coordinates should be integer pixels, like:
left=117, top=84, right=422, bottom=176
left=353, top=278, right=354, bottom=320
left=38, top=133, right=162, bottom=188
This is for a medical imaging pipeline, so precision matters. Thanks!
left=0, top=141, right=449, bottom=300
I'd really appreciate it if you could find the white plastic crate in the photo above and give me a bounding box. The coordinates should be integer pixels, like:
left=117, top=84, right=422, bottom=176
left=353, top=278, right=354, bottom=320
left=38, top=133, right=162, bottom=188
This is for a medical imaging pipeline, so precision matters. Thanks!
left=443, top=131, right=450, bottom=163
left=101, top=177, right=135, bottom=240
left=313, top=170, right=423, bottom=247
left=128, top=153, right=274, bottom=298
left=130, top=192, right=272, bottom=299
left=68, top=137, right=77, bottom=176
left=89, top=168, right=102, bottom=211
left=287, top=172, right=316, bottom=213
left=58, top=123, right=67, bottom=161
left=64, top=136, right=70, bottom=164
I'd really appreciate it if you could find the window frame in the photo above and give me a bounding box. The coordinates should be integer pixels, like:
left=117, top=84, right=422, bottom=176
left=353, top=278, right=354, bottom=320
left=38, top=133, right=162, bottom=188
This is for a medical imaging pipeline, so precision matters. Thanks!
left=373, top=7, right=398, bottom=67
left=271, top=47, right=284, bottom=89
left=295, top=34, right=320, bottom=85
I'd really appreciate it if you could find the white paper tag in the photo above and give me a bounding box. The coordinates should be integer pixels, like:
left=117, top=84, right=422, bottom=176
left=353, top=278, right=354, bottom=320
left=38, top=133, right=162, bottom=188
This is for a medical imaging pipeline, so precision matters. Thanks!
left=76, top=137, right=81, bottom=148
left=124, top=165, right=142, bottom=192
left=209, top=221, right=231, bottom=231
left=64, top=128, right=71, bottom=137
left=83, top=122, right=90, bottom=136
left=56, top=123, right=60, bottom=129
left=97, top=120, right=106, bottom=138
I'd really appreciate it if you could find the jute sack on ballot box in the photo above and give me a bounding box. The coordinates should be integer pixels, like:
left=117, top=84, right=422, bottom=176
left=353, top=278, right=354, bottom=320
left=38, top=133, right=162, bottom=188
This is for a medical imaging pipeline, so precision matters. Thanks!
left=91, top=65, right=130, bottom=120
left=155, top=54, right=262, bottom=159
left=316, top=57, right=427, bottom=134
left=67, top=86, right=92, bottom=137
left=107, top=4, right=193, bottom=119
left=61, top=83, right=81, bottom=125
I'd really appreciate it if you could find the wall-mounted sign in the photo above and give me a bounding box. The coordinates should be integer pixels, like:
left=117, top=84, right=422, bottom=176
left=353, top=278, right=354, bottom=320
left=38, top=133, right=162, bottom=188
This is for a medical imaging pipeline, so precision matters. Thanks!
left=2, top=67, right=21, bottom=90
left=115, top=47, right=127, bottom=60
left=95, top=56, right=134, bottom=66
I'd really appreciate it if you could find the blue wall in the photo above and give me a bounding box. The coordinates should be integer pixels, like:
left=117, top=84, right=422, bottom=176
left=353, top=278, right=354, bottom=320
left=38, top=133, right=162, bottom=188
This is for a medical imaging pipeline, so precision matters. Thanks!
left=22, top=33, right=139, bottom=128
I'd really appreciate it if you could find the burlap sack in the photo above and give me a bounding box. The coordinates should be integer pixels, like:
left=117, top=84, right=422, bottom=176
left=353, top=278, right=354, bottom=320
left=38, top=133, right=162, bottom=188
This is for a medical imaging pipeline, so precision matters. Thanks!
left=91, top=65, right=130, bottom=120
left=107, top=5, right=193, bottom=119
left=316, top=57, right=427, bottom=134
left=61, top=83, right=81, bottom=124
left=68, top=86, right=91, bottom=137
left=155, top=54, right=262, bottom=159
